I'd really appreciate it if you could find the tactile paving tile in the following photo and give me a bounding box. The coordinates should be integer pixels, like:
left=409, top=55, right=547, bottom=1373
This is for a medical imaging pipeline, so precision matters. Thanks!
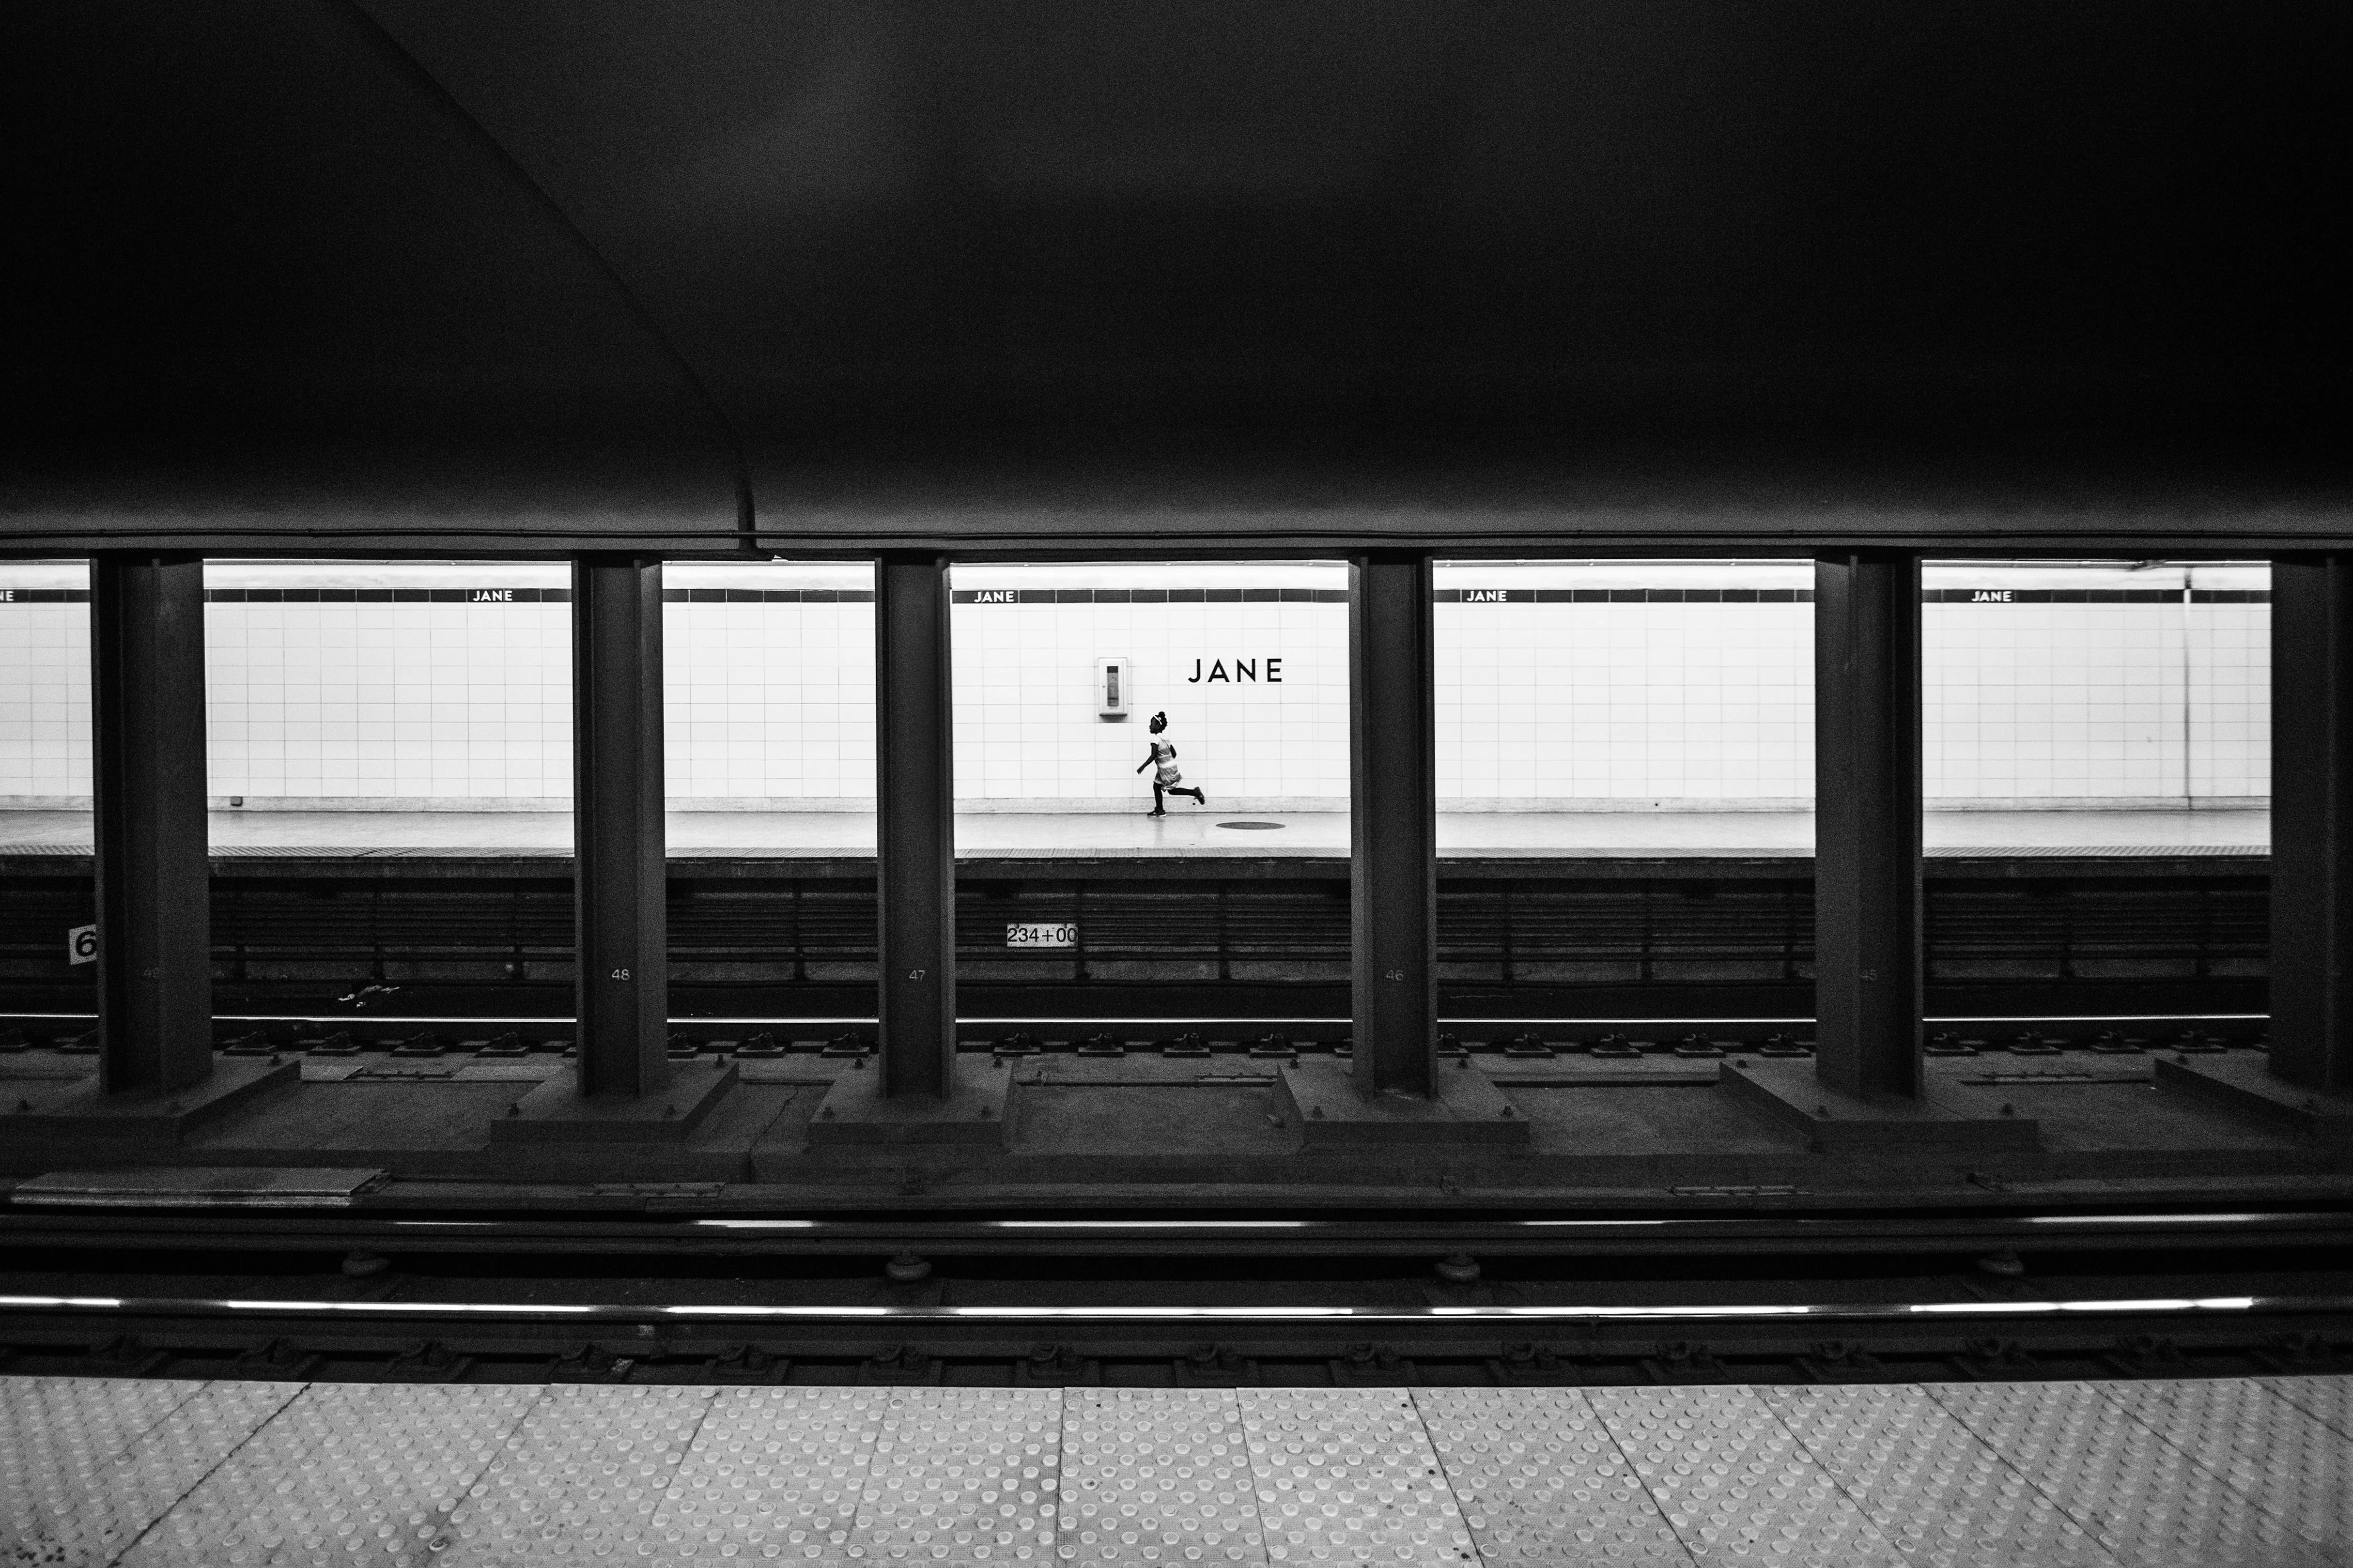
left=1236, top=1388, right=1478, bottom=1566
left=647, top=1387, right=886, bottom=1562
left=0, top=1376, right=209, bottom=1567
left=1760, top=1383, right=2113, bottom=1568
left=1060, top=1388, right=1266, bottom=1565
left=2263, top=1374, right=2353, bottom=1441
left=120, top=1382, right=540, bottom=1568
left=1587, top=1385, right=1898, bottom=1566
left=438, top=1384, right=713, bottom=1564
left=851, top=1387, right=1062, bottom=1562
left=1926, top=1380, right=2334, bottom=1568
left=2094, top=1378, right=2353, bottom=1566
left=0, top=1377, right=298, bottom=1568
left=1415, top=1387, right=1690, bottom=1566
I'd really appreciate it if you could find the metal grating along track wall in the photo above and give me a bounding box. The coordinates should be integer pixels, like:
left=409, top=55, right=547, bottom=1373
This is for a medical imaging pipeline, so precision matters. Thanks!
left=1926, top=880, right=2267, bottom=984
left=0, top=871, right=2272, bottom=1020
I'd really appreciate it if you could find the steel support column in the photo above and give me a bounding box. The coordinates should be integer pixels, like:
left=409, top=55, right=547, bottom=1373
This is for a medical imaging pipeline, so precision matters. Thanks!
left=2267, top=555, right=2353, bottom=1092
left=1812, top=552, right=1924, bottom=1100
left=1350, top=552, right=1438, bottom=1097
left=876, top=554, right=957, bottom=1098
left=572, top=556, right=667, bottom=1098
left=90, top=554, right=213, bottom=1095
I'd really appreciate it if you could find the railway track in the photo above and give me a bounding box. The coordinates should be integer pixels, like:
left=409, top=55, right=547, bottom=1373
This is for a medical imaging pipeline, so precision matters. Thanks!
left=3, top=1283, right=2345, bottom=1390
left=5, top=1198, right=2349, bottom=1385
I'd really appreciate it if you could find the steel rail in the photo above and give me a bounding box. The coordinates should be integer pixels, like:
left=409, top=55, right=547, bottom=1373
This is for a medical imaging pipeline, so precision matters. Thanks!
left=0, top=1290, right=2316, bottom=1326
left=4, top=1206, right=2349, bottom=1260
left=1, top=1289, right=2345, bottom=1387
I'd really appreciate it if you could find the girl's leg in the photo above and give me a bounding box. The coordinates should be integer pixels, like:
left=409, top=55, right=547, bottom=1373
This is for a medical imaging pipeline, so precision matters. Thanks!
left=1151, top=781, right=1166, bottom=815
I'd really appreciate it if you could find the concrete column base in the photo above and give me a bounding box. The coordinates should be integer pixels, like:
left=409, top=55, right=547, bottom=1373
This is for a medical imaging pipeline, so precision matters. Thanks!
left=1272, top=1057, right=1530, bottom=1149
left=17, top=1057, right=297, bottom=1142
left=492, top=1059, right=738, bottom=1144
left=806, top=1056, right=1012, bottom=1147
left=2155, top=1052, right=2353, bottom=1139
left=1720, top=1057, right=2039, bottom=1154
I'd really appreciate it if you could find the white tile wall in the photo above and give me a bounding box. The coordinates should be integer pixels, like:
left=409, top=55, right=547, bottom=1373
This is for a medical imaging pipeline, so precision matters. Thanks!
left=0, top=561, right=92, bottom=798
left=204, top=560, right=882, bottom=806
left=950, top=563, right=1351, bottom=809
left=0, top=558, right=2277, bottom=813
left=1923, top=561, right=2269, bottom=805
left=2187, top=573, right=2270, bottom=800
left=665, top=562, right=876, bottom=805
left=203, top=563, right=573, bottom=803
left=1436, top=561, right=1814, bottom=806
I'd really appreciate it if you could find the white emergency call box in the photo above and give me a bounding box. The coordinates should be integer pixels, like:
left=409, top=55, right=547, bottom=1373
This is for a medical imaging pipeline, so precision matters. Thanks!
left=1096, top=656, right=1130, bottom=720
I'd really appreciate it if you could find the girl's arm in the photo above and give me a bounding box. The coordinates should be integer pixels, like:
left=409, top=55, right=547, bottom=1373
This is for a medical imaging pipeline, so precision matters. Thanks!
left=1136, top=747, right=1152, bottom=774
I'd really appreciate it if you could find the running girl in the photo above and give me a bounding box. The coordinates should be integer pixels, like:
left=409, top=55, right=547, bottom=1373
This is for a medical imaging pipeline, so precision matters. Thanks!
left=1135, top=711, right=1207, bottom=815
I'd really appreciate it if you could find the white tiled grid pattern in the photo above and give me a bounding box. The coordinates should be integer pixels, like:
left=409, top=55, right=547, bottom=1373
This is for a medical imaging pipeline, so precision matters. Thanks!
left=952, top=562, right=1353, bottom=810
left=0, top=561, right=90, bottom=799
left=0, top=559, right=2274, bottom=811
left=1436, top=562, right=1814, bottom=805
left=2187, top=585, right=2269, bottom=799
left=1923, top=562, right=2270, bottom=805
left=4, top=1374, right=2348, bottom=1567
left=664, top=561, right=876, bottom=804
left=204, top=563, right=574, bottom=803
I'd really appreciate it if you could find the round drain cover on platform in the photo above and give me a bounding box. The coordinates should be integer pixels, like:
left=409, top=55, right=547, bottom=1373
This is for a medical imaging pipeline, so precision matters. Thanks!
left=1217, top=820, right=1286, bottom=830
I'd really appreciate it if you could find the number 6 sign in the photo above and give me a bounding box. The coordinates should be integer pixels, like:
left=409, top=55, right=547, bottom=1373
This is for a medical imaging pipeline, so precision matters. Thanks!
left=68, top=923, right=97, bottom=965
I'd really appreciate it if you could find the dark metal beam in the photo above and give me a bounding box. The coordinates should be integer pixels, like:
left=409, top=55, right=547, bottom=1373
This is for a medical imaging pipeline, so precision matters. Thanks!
left=1350, top=552, right=1438, bottom=1097
left=2267, top=555, right=2353, bottom=1093
left=1812, top=553, right=1924, bottom=1100
left=876, top=554, right=957, bottom=1098
left=572, top=556, right=668, bottom=1098
left=89, top=554, right=213, bottom=1095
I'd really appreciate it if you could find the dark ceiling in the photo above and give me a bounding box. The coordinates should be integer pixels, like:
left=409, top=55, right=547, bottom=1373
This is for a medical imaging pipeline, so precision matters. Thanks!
left=5, top=0, right=2347, bottom=542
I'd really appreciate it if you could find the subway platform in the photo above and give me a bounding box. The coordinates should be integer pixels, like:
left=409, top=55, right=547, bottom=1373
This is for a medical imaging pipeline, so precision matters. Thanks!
left=0, top=807, right=2274, bottom=863
left=2, top=1372, right=2348, bottom=1565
